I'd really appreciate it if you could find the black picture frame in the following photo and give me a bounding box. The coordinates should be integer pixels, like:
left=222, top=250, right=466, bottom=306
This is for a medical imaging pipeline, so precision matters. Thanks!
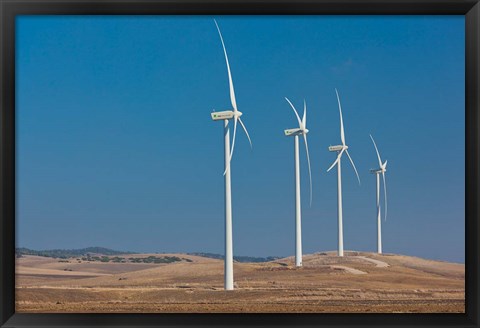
left=1, top=1, right=478, bottom=327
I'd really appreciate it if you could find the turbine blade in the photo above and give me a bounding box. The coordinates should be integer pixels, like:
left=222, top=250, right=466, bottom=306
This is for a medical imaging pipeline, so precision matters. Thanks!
left=229, top=116, right=238, bottom=161
left=382, top=171, right=387, bottom=221
left=302, top=99, right=307, bottom=128
left=238, top=117, right=253, bottom=149
left=303, top=134, right=312, bottom=207
left=345, top=149, right=361, bottom=185
left=285, top=97, right=303, bottom=128
left=223, top=160, right=230, bottom=176
left=370, top=134, right=383, bottom=168
left=214, top=20, right=237, bottom=111
left=327, top=148, right=345, bottom=172
left=335, top=88, right=345, bottom=146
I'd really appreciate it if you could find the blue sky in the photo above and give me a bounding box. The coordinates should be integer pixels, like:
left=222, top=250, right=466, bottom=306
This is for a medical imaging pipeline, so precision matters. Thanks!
left=16, top=15, right=465, bottom=263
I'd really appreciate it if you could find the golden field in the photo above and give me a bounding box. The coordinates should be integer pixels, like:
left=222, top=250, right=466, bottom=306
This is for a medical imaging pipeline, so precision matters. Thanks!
left=15, top=251, right=464, bottom=313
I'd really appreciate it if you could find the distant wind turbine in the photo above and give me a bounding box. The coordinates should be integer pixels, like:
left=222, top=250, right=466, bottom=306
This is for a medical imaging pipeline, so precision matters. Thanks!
left=210, top=20, right=252, bottom=291
left=327, top=89, right=361, bottom=257
left=369, top=134, right=388, bottom=254
left=284, top=98, right=312, bottom=267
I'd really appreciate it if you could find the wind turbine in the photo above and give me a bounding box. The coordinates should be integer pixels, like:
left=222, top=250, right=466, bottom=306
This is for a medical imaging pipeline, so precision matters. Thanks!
left=284, top=98, right=312, bottom=267
left=210, top=20, right=252, bottom=291
left=369, top=134, right=387, bottom=254
left=327, top=88, right=361, bottom=257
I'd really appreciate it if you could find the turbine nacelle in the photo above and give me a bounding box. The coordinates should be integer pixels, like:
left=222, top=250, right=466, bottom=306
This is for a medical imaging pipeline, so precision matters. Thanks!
left=328, top=145, right=348, bottom=152
left=211, top=110, right=243, bottom=121
left=211, top=110, right=233, bottom=121
left=284, top=128, right=308, bottom=136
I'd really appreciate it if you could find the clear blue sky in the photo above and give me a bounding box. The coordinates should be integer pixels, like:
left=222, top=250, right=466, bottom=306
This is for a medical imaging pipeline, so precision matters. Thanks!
left=16, top=15, right=465, bottom=263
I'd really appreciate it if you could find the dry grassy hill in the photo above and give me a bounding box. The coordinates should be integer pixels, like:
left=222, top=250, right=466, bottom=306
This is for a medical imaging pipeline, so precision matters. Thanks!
left=15, top=251, right=464, bottom=313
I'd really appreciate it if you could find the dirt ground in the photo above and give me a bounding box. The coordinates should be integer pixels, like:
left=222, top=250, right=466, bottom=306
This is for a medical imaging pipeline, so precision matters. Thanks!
left=15, top=251, right=465, bottom=313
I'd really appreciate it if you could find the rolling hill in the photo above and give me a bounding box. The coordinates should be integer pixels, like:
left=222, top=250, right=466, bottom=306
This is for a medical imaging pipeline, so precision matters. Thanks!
left=15, top=250, right=464, bottom=313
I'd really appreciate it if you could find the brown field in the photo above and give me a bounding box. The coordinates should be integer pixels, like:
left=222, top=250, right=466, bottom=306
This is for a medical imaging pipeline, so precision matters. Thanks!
left=15, top=251, right=464, bottom=313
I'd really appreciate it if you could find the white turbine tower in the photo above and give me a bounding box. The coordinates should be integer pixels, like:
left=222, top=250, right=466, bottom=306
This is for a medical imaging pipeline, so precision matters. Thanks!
left=210, top=20, right=252, bottom=291
left=369, top=134, right=387, bottom=254
left=284, top=98, right=312, bottom=267
left=327, top=89, right=361, bottom=257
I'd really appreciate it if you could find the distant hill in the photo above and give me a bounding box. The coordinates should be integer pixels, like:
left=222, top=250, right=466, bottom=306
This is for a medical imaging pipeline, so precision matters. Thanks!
left=188, top=252, right=281, bottom=263
left=15, top=248, right=280, bottom=263
left=16, top=247, right=136, bottom=259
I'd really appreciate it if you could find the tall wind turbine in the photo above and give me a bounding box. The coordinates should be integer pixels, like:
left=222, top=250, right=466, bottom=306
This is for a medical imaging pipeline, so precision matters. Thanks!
left=369, top=134, right=387, bottom=254
left=284, top=98, right=312, bottom=267
left=327, top=88, right=361, bottom=257
left=210, top=20, right=252, bottom=291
